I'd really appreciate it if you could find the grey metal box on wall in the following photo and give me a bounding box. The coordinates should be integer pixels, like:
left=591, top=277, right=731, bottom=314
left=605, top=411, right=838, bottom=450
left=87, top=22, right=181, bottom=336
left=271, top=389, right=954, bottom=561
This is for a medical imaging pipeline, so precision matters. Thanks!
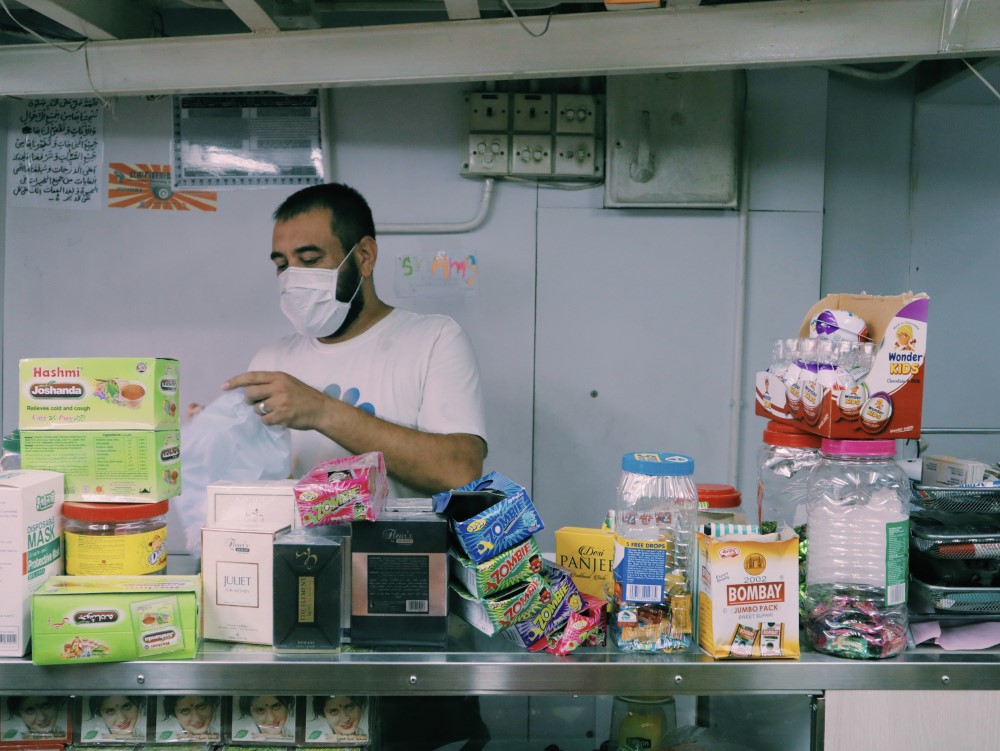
left=605, top=71, right=744, bottom=208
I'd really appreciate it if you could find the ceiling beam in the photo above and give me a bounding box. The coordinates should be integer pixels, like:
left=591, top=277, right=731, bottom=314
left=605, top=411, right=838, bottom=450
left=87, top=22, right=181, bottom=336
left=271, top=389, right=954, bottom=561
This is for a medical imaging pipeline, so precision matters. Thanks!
left=2, top=0, right=1000, bottom=97
left=221, top=0, right=281, bottom=33
left=14, top=0, right=152, bottom=40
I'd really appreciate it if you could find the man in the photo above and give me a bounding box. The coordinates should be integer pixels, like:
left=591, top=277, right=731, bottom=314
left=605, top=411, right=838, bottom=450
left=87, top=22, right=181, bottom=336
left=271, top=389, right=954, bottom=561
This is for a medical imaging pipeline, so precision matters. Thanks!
left=225, top=183, right=490, bottom=750
left=223, top=182, right=487, bottom=497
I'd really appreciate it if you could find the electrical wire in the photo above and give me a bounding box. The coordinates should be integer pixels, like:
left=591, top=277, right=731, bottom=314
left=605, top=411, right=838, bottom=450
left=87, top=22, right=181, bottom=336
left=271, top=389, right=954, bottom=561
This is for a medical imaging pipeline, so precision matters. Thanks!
left=499, top=0, right=554, bottom=36
left=962, top=58, right=1000, bottom=102
left=822, top=60, right=920, bottom=81
left=0, top=0, right=112, bottom=108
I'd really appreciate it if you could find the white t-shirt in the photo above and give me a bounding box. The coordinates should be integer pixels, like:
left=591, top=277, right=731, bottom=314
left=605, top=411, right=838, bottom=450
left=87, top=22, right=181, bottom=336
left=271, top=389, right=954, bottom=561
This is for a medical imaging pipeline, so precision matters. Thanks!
left=248, top=308, right=487, bottom=498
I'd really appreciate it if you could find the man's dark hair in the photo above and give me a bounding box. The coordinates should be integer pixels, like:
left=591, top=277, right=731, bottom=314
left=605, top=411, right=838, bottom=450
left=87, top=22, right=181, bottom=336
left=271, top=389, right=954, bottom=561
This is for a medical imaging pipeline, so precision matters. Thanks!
left=273, top=183, right=376, bottom=252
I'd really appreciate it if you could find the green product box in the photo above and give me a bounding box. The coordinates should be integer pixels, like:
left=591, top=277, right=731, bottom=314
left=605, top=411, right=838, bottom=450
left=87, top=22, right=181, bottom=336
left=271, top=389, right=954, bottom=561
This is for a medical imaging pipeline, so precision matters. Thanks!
left=19, top=357, right=180, bottom=431
left=31, top=575, right=201, bottom=665
left=22, top=429, right=181, bottom=502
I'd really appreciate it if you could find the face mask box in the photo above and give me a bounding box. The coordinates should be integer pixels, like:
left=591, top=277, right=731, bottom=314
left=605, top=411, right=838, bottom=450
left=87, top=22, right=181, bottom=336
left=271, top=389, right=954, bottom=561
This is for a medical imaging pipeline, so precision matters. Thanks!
left=754, top=292, right=928, bottom=439
left=21, top=429, right=181, bottom=503
left=202, top=522, right=290, bottom=645
left=350, top=507, right=449, bottom=647
left=0, top=469, right=64, bottom=657
left=697, top=526, right=800, bottom=660
left=555, top=526, right=615, bottom=599
left=19, top=357, right=180, bottom=432
left=30, top=575, right=201, bottom=665
left=207, top=480, right=299, bottom=529
left=272, top=525, right=350, bottom=653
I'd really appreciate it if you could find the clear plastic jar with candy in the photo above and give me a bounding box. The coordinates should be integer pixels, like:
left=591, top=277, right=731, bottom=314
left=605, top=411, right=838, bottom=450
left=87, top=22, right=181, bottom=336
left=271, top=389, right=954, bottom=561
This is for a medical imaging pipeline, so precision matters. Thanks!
left=612, top=452, right=697, bottom=653
left=804, top=439, right=909, bottom=659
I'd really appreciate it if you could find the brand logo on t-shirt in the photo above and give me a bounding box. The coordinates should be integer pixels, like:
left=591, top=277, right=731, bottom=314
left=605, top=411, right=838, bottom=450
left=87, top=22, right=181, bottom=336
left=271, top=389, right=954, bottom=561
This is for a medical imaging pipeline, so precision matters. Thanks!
left=323, top=383, right=376, bottom=416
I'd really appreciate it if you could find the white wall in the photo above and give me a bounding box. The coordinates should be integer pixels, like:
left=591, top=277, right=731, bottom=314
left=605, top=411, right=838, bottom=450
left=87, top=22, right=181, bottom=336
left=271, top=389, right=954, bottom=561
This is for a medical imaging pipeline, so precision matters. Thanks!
left=12, top=66, right=987, bottom=561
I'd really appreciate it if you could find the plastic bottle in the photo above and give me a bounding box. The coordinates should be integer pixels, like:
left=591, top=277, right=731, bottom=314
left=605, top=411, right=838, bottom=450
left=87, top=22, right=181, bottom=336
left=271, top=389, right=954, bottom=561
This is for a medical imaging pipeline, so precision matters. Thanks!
left=612, top=452, right=697, bottom=653
left=757, top=421, right=821, bottom=529
left=0, top=430, right=21, bottom=470
left=804, top=439, right=909, bottom=659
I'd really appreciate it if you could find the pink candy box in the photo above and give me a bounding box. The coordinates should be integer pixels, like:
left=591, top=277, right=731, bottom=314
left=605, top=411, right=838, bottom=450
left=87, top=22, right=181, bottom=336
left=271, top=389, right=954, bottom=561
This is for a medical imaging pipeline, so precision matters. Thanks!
left=294, top=451, right=388, bottom=526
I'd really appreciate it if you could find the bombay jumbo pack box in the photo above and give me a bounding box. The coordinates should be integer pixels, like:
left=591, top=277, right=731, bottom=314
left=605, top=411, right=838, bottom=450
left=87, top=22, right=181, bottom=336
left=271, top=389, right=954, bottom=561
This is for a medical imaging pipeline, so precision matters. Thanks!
left=30, top=575, right=200, bottom=665
left=754, top=292, right=929, bottom=439
left=19, top=357, right=180, bottom=431
left=697, top=526, right=799, bottom=660
left=0, top=469, right=64, bottom=657
left=21, top=429, right=181, bottom=503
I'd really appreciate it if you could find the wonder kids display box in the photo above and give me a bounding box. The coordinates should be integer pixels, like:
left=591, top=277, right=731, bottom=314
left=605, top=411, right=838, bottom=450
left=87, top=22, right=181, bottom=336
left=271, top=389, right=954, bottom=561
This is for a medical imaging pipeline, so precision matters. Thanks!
left=697, top=526, right=799, bottom=660
left=754, top=292, right=928, bottom=439
left=0, top=470, right=64, bottom=658
left=19, top=358, right=180, bottom=431
left=30, top=575, right=201, bottom=665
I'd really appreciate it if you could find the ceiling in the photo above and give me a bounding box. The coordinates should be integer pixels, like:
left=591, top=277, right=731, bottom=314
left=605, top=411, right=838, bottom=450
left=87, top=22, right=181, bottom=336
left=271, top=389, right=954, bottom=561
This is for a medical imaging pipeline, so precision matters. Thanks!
left=2, top=0, right=1000, bottom=98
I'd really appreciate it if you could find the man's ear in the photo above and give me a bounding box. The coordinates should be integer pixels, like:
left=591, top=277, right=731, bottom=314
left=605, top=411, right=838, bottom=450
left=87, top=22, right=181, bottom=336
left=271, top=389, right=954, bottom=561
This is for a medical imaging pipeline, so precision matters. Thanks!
left=356, top=235, right=378, bottom=277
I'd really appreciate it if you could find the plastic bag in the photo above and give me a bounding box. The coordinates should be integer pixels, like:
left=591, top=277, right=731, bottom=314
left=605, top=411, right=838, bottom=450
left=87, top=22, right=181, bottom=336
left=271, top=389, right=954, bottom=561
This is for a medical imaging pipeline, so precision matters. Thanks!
left=172, top=388, right=292, bottom=555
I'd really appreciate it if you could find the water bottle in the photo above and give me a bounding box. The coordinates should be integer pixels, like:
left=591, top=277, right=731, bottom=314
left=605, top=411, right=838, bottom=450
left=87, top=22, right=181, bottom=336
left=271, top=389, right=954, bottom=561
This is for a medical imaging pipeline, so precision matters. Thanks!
left=0, top=430, right=21, bottom=470
left=804, top=439, right=909, bottom=659
left=612, top=452, right=697, bottom=653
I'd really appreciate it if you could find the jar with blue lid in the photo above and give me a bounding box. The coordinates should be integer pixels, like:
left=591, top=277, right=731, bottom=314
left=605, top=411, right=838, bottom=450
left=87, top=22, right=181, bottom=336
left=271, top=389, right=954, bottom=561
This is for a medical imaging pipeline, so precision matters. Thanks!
left=612, top=452, right=698, bottom=653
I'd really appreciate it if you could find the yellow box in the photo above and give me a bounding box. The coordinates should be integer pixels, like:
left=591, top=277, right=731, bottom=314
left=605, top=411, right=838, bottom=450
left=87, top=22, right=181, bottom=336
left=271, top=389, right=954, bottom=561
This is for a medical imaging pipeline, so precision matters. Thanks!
left=697, top=526, right=800, bottom=660
left=555, top=526, right=614, bottom=599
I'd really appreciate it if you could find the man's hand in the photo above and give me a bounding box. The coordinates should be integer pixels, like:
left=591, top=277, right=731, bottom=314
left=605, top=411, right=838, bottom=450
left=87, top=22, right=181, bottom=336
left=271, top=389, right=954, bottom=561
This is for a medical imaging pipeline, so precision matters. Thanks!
left=222, top=370, right=328, bottom=430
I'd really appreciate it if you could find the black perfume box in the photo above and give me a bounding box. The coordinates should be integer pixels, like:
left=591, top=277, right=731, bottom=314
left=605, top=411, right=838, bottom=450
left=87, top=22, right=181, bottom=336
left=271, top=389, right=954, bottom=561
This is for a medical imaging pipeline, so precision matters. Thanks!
left=273, top=524, right=351, bottom=653
left=351, top=506, right=449, bottom=646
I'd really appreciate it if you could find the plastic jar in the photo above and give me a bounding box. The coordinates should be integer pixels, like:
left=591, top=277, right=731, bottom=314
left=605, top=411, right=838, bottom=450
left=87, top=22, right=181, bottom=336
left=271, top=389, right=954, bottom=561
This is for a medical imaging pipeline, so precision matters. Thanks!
left=804, top=439, right=909, bottom=659
left=757, top=421, right=822, bottom=528
left=64, top=499, right=169, bottom=576
left=612, top=452, right=697, bottom=653
left=696, top=483, right=746, bottom=530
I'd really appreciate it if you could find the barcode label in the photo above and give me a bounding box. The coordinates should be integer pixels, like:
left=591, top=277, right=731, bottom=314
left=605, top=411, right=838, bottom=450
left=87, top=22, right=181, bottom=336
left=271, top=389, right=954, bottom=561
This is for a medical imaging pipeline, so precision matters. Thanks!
left=625, top=584, right=663, bottom=603
left=886, top=582, right=906, bottom=607
left=0, top=630, right=18, bottom=644
left=405, top=599, right=429, bottom=614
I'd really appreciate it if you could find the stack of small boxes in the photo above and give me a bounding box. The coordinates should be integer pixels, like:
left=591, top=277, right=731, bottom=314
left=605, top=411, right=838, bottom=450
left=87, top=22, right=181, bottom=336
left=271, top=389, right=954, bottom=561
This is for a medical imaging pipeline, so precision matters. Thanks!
left=442, top=472, right=586, bottom=649
left=19, top=357, right=181, bottom=578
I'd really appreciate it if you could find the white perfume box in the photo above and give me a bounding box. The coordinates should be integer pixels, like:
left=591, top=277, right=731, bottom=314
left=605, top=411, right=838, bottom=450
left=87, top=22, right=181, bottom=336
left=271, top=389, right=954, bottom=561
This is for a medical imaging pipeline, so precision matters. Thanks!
left=202, top=521, right=289, bottom=644
left=206, top=480, right=298, bottom=529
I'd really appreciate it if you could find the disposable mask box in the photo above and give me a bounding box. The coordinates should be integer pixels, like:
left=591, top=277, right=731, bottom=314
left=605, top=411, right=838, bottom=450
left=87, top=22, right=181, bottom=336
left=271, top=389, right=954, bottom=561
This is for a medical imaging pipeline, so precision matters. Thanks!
left=555, top=526, right=615, bottom=599
left=273, top=524, right=350, bottom=653
left=30, top=575, right=201, bottom=665
left=0, top=469, right=64, bottom=657
left=202, top=522, right=289, bottom=645
left=21, top=429, right=181, bottom=503
left=19, top=357, right=180, bottom=431
left=351, top=508, right=449, bottom=646
left=697, top=526, right=800, bottom=660
left=207, top=480, right=299, bottom=529
left=754, top=292, right=929, bottom=439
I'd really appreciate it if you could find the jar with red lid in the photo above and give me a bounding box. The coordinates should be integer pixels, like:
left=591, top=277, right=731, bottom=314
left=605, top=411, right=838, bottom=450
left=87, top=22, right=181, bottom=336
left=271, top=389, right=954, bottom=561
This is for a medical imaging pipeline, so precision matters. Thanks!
left=63, top=499, right=169, bottom=575
left=696, top=483, right=746, bottom=530
left=757, top=420, right=822, bottom=529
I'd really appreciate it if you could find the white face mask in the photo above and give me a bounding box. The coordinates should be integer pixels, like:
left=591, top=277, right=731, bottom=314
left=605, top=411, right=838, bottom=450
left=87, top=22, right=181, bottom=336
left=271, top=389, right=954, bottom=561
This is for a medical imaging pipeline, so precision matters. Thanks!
left=278, top=242, right=362, bottom=338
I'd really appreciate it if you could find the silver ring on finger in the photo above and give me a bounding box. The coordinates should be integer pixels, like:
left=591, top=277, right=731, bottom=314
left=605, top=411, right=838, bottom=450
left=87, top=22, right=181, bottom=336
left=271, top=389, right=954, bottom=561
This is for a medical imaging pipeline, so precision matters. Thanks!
left=257, top=401, right=268, bottom=416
